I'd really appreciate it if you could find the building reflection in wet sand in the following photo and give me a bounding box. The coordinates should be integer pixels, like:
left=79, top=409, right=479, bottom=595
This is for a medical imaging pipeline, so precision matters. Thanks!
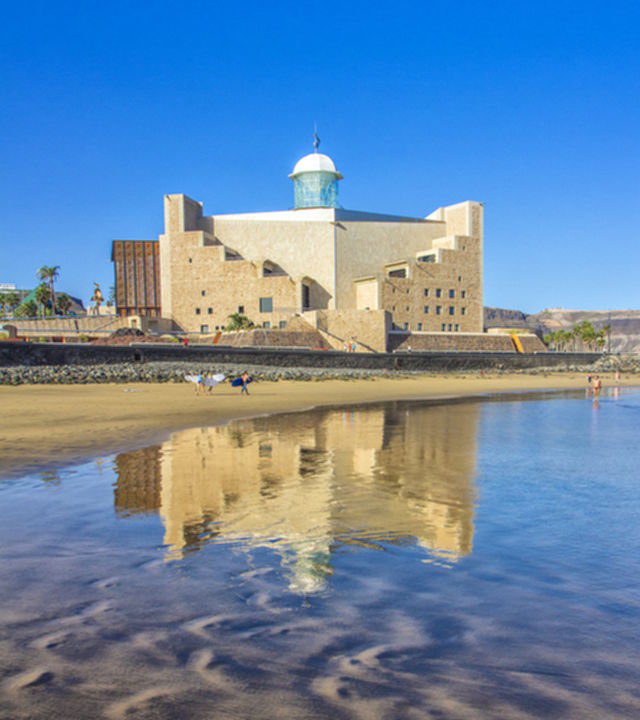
left=113, top=402, right=479, bottom=592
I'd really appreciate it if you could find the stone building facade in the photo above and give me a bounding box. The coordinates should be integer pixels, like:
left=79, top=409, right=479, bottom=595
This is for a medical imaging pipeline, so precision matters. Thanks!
left=114, top=146, right=485, bottom=350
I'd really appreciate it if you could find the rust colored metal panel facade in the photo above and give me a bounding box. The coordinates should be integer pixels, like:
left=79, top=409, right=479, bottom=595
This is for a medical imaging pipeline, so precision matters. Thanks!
left=112, top=240, right=161, bottom=317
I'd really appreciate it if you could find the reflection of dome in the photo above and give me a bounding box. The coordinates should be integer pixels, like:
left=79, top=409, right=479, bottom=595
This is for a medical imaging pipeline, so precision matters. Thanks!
left=290, top=151, right=343, bottom=209
left=289, top=153, right=343, bottom=179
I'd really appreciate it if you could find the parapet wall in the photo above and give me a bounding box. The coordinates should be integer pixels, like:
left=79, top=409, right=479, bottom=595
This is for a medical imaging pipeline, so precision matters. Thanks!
left=0, top=340, right=602, bottom=373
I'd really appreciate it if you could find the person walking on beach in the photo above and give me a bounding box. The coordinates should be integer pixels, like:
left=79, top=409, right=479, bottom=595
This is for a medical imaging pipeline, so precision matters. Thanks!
left=616, top=369, right=621, bottom=384
left=592, top=375, right=602, bottom=401
left=241, top=371, right=251, bottom=396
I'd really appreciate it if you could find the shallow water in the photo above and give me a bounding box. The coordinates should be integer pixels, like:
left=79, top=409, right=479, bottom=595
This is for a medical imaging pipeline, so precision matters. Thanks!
left=1, top=388, right=640, bottom=719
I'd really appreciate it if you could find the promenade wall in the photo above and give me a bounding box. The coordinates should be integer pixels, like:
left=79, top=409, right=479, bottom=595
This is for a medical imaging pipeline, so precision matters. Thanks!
left=0, top=340, right=601, bottom=373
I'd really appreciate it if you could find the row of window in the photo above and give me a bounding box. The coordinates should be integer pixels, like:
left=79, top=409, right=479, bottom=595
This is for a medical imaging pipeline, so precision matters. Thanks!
left=426, top=288, right=467, bottom=299
left=394, top=322, right=462, bottom=332
left=392, top=287, right=467, bottom=298
left=426, top=305, right=467, bottom=316
left=391, top=305, right=468, bottom=316
left=195, top=297, right=274, bottom=316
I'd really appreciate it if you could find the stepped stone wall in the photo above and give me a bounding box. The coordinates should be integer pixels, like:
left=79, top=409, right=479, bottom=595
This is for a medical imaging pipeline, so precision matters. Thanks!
left=389, top=333, right=514, bottom=353
left=518, top=335, right=547, bottom=353
left=388, top=332, right=546, bottom=353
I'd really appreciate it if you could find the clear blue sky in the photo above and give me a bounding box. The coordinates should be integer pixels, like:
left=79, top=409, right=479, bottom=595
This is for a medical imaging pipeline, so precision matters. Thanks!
left=1, top=1, right=638, bottom=313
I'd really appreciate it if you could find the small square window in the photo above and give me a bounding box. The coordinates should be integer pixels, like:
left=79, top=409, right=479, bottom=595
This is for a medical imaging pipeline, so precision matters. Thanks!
left=279, top=320, right=286, bottom=329
left=436, top=288, right=442, bottom=298
left=441, top=323, right=446, bottom=332
left=406, top=306, right=409, bottom=311
left=201, top=290, right=206, bottom=296
left=188, top=258, right=192, bottom=263
left=449, top=306, right=455, bottom=316
left=238, top=305, right=245, bottom=314
left=461, top=290, right=466, bottom=299
left=454, top=324, right=459, bottom=332
left=458, top=276, right=462, bottom=282
left=207, top=307, right=212, bottom=314
left=195, top=307, right=201, bottom=315
left=448, top=324, right=452, bottom=331
left=436, top=306, right=442, bottom=315
left=424, top=305, right=429, bottom=314
left=449, top=289, right=455, bottom=298
left=392, top=305, right=396, bottom=311
left=200, top=324, right=209, bottom=333
left=417, top=322, right=422, bottom=331
left=406, top=289, right=409, bottom=294
left=259, top=297, right=273, bottom=313
left=461, top=307, right=466, bottom=315
left=262, top=321, right=271, bottom=328
left=424, top=288, right=429, bottom=297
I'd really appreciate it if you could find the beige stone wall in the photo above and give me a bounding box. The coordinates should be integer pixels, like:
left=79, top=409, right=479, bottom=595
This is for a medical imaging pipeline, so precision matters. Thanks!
left=387, top=331, right=545, bottom=353
left=389, top=332, right=515, bottom=352
left=335, top=219, right=447, bottom=309
left=379, top=233, right=483, bottom=334
left=162, top=231, right=299, bottom=332
left=220, top=326, right=331, bottom=349
left=212, top=216, right=336, bottom=308
left=355, top=278, right=379, bottom=310
left=162, top=242, right=294, bottom=334
left=307, top=308, right=391, bottom=352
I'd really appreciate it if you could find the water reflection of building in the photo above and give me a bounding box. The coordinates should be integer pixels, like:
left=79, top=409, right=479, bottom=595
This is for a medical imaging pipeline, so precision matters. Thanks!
left=113, top=446, right=162, bottom=515
left=112, top=403, right=479, bottom=591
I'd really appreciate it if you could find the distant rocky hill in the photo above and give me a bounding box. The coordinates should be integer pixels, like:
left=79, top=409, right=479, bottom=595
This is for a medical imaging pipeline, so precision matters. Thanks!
left=484, top=307, right=640, bottom=353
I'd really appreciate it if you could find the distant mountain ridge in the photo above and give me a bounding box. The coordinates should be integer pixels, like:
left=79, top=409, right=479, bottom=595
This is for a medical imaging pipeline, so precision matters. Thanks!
left=484, top=307, right=640, bottom=353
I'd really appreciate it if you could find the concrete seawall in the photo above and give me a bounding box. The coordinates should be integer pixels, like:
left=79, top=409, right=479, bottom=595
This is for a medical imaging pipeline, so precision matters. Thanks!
left=0, top=341, right=602, bottom=373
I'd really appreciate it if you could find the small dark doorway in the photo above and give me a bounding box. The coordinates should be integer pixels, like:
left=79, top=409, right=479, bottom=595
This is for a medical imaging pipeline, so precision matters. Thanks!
left=302, top=283, right=310, bottom=310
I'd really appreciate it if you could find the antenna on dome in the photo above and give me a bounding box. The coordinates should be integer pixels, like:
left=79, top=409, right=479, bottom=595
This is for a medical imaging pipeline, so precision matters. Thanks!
left=313, top=123, right=320, bottom=153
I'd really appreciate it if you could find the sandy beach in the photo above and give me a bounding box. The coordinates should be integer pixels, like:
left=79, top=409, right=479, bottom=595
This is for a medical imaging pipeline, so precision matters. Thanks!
left=0, top=371, right=633, bottom=478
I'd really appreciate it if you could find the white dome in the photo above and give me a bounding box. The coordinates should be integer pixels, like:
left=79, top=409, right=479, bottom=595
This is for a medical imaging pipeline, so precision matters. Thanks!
left=290, top=153, right=343, bottom=179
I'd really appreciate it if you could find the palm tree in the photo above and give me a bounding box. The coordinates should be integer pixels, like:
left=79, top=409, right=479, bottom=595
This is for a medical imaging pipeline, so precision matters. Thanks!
left=37, top=265, right=60, bottom=315
left=35, top=283, right=52, bottom=316
left=15, top=299, right=38, bottom=318
left=57, top=293, right=72, bottom=315
left=4, top=291, right=19, bottom=316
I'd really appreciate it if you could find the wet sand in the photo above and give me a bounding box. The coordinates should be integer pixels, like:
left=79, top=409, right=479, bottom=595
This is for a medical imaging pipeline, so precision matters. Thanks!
left=0, top=372, right=631, bottom=477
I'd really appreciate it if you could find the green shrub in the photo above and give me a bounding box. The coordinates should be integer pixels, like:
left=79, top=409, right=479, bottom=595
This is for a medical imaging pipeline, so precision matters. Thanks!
left=77, top=333, right=90, bottom=343
left=225, top=313, right=255, bottom=331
